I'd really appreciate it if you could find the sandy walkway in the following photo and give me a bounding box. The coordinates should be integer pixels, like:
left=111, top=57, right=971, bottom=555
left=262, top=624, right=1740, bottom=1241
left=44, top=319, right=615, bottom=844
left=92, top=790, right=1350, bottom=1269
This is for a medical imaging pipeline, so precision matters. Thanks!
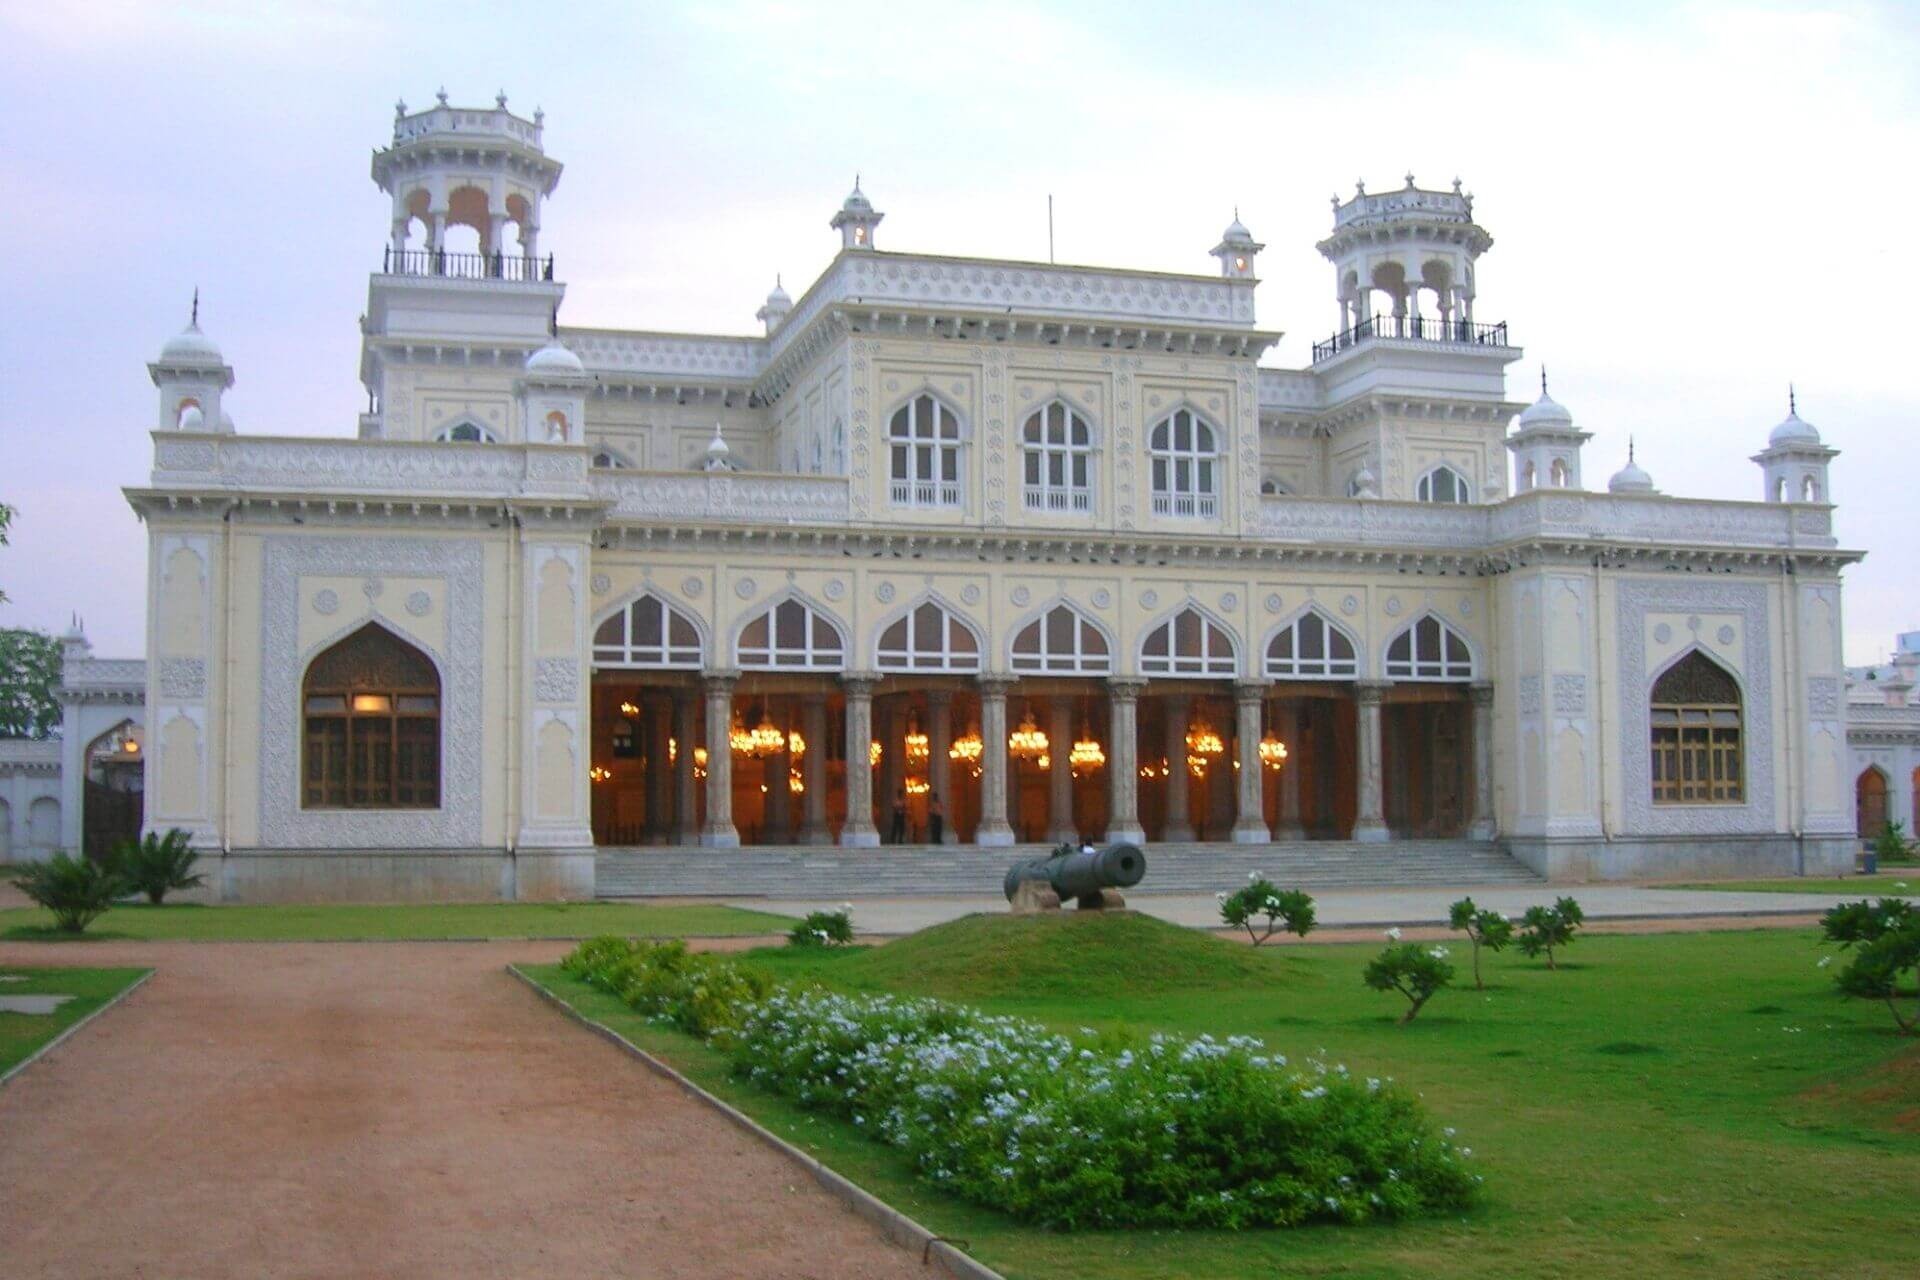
left=0, top=940, right=922, bottom=1280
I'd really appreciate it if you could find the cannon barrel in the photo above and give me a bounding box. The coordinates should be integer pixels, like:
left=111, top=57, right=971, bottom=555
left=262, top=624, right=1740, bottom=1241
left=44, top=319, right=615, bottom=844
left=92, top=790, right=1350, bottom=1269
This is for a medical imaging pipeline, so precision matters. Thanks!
left=1003, top=842, right=1147, bottom=903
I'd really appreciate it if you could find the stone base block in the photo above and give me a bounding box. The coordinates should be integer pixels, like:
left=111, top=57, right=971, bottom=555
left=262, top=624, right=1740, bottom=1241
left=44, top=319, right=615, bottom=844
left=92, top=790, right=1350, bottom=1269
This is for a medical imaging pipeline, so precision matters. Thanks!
left=1009, top=880, right=1061, bottom=913
left=1505, top=833, right=1857, bottom=883
left=210, top=847, right=595, bottom=903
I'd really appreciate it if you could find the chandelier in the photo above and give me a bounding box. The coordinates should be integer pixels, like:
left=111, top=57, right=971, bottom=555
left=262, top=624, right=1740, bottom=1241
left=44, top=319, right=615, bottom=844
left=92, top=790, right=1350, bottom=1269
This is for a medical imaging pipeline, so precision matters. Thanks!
left=1008, top=705, right=1049, bottom=761
left=1185, top=717, right=1225, bottom=758
left=789, top=766, right=805, bottom=794
left=1259, top=735, right=1289, bottom=770
left=949, top=725, right=983, bottom=763
left=746, top=709, right=785, bottom=758
left=588, top=765, right=612, bottom=783
left=1139, top=757, right=1166, bottom=780
left=728, top=713, right=753, bottom=755
left=869, top=739, right=883, bottom=767
left=904, top=716, right=929, bottom=766
left=693, top=746, right=708, bottom=779
left=1069, top=734, right=1105, bottom=773
left=905, top=775, right=930, bottom=796
left=668, top=736, right=678, bottom=764
left=1187, top=752, right=1209, bottom=779
left=618, top=700, right=640, bottom=718
left=788, top=729, right=806, bottom=758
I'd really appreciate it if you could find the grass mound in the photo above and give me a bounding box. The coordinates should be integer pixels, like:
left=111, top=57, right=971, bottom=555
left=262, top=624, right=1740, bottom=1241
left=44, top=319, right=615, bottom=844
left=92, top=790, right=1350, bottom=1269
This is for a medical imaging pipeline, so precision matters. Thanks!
left=821, top=910, right=1278, bottom=1000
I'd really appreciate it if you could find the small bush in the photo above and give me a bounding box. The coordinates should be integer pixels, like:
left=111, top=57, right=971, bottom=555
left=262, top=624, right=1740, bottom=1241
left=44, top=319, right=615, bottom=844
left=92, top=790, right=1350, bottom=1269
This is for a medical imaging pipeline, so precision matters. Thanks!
left=114, top=828, right=204, bottom=905
left=1217, top=874, right=1316, bottom=946
left=10, top=852, right=125, bottom=934
left=787, top=904, right=855, bottom=948
left=1363, top=943, right=1455, bottom=1025
left=1447, top=896, right=1513, bottom=990
left=561, top=936, right=772, bottom=1039
left=1821, top=898, right=1920, bottom=1035
left=1871, top=821, right=1916, bottom=864
left=1516, top=897, right=1585, bottom=970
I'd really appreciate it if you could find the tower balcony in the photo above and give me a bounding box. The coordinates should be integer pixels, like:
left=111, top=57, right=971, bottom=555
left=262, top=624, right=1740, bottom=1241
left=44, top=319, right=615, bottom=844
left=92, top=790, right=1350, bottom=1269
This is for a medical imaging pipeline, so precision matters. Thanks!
left=1311, top=313, right=1511, bottom=363
left=381, top=246, right=555, bottom=283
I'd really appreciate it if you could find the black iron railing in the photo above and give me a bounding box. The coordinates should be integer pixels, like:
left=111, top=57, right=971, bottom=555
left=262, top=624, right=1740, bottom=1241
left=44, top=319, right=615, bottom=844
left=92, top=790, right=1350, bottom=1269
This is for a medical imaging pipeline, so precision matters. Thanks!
left=381, top=247, right=556, bottom=282
left=1311, top=314, right=1509, bottom=362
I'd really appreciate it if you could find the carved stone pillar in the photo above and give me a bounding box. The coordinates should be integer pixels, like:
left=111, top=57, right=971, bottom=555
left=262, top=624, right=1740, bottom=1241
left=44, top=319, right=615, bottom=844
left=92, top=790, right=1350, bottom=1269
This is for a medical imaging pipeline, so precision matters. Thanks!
left=645, top=696, right=672, bottom=845
left=1468, top=682, right=1497, bottom=840
left=975, top=676, right=1015, bottom=846
left=672, top=692, right=697, bottom=845
left=699, top=672, right=739, bottom=848
left=800, top=694, right=829, bottom=844
left=1046, top=699, right=1076, bottom=844
left=1353, top=680, right=1390, bottom=843
left=1273, top=702, right=1304, bottom=840
left=1232, top=680, right=1272, bottom=843
left=1163, top=698, right=1194, bottom=842
left=1106, top=679, right=1147, bottom=845
left=839, top=675, right=880, bottom=847
left=926, top=690, right=953, bottom=845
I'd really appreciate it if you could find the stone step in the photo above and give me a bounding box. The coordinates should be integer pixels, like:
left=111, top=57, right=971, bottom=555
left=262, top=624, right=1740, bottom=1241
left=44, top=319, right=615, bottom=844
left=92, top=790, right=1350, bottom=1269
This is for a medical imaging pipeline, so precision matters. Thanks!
left=595, top=839, right=1541, bottom=898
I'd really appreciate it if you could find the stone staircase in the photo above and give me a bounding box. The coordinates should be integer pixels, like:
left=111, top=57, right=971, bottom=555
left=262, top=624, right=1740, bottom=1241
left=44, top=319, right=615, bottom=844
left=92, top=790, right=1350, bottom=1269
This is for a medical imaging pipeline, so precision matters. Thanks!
left=595, top=839, right=1540, bottom=899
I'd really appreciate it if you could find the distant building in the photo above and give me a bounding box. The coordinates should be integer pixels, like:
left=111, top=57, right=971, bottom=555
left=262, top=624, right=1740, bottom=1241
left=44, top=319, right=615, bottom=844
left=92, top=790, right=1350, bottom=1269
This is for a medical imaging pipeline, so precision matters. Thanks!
left=1846, top=631, right=1920, bottom=840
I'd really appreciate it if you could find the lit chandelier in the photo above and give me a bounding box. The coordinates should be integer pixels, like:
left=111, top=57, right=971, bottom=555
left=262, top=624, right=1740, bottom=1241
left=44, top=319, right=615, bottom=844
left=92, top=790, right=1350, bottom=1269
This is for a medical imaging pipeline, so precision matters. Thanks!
left=1008, top=705, right=1049, bottom=761
left=905, top=775, right=930, bottom=796
left=728, top=713, right=753, bottom=755
left=618, top=700, right=640, bottom=718
left=949, top=725, right=983, bottom=765
left=789, top=766, right=805, bottom=794
left=1187, top=752, right=1209, bottom=779
left=1069, top=733, right=1105, bottom=773
left=588, top=765, right=612, bottom=783
left=788, top=729, right=806, bottom=758
left=1185, top=706, right=1225, bottom=759
left=904, top=714, right=930, bottom=766
left=869, top=740, right=883, bottom=767
left=746, top=709, right=785, bottom=758
left=668, top=736, right=678, bottom=764
left=692, top=746, right=708, bottom=779
left=1259, top=735, right=1289, bottom=770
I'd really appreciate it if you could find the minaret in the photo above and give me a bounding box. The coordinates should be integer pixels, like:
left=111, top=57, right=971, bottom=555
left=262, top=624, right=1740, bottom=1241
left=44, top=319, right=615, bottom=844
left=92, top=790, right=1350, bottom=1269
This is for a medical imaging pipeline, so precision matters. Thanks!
left=1316, top=175, right=1495, bottom=340
left=1506, top=369, right=1591, bottom=492
left=830, top=176, right=883, bottom=250
left=149, top=291, right=235, bottom=433
left=1752, top=387, right=1837, bottom=504
left=1210, top=210, right=1263, bottom=279
left=756, top=276, right=793, bottom=335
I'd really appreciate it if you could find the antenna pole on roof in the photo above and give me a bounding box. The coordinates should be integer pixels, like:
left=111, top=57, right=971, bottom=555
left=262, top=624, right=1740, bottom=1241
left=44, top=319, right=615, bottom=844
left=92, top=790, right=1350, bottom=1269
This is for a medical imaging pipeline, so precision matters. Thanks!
left=1048, top=194, right=1055, bottom=265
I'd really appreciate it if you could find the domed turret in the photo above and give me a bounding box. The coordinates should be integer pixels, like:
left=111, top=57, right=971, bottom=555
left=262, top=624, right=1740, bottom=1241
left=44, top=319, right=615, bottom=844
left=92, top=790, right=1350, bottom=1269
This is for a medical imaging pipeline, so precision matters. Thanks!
left=1210, top=208, right=1263, bottom=279
left=1516, top=387, right=1573, bottom=428
left=1768, top=404, right=1821, bottom=446
left=756, top=275, right=794, bottom=335
left=830, top=175, right=883, bottom=250
left=149, top=292, right=235, bottom=433
left=158, top=322, right=224, bottom=366
left=525, top=340, right=585, bottom=375
left=516, top=335, right=590, bottom=445
left=1753, top=386, right=1837, bottom=504
left=1507, top=369, right=1590, bottom=492
left=1608, top=440, right=1656, bottom=494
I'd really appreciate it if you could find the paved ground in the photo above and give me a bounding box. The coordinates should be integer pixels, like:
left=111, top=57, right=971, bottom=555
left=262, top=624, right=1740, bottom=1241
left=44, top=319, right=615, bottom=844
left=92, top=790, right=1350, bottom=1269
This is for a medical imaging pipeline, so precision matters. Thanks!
left=739, top=883, right=1884, bottom=935
left=0, top=940, right=922, bottom=1280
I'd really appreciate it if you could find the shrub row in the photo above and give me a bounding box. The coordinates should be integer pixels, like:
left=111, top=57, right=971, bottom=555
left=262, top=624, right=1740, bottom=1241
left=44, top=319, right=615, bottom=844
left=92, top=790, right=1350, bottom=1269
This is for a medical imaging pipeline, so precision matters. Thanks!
left=560, top=935, right=1480, bottom=1229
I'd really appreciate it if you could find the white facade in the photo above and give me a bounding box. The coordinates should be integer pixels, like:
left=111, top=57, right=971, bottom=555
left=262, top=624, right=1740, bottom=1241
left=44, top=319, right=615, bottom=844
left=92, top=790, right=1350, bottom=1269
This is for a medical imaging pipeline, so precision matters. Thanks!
left=118, top=99, right=1863, bottom=901
left=1846, top=630, right=1920, bottom=842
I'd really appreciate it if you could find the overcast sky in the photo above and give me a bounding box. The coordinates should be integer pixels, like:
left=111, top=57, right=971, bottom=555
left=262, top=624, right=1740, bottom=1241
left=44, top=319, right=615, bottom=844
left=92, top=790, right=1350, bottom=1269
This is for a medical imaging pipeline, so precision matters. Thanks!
left=1, top=0, right=1914, bottom=664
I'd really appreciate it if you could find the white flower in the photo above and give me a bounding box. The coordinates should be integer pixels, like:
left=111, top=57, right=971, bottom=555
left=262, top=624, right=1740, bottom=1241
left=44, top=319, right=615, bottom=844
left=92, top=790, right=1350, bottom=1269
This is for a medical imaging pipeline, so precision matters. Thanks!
left=1429, top=945, right=1449, bottom=959
left=1248, top=870, right=1264, bottom=882
left=839, top=902, right=854, bottom=914
left=1385, top=927, right=1402, bottom=941
left=1817, top=955, right=1833, bottom=968
left=1216, top=891, right=1229, bottom=902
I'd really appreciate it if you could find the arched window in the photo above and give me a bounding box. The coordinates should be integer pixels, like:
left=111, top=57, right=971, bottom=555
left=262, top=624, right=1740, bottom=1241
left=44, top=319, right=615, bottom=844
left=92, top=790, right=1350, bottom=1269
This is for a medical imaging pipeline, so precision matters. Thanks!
left=593, top=593, right=702, bottom=668
left=590, top=444, right=634, bottom=470
left=1549, top=458, right=1570, bottom=488
left=1384, top=615, right=1473, bottom=680
left=888, top=393, right=961, bottom=508
left=1259, top=476, right=1290, bottom=496
left=1858, top=767, right=1890, bottom=837
left=1022, top=401, right=1092, bottom=512
left=737, top=598, right=845, bottom=670
left=1416, top=465, right=1470, bottom=504
left=437, top=420, right=496, bottom=444
left=1801, top=475, right=1820, bottom=502
left=1650, top=651, right=1744, bottom=804
left=1266, top=611, right=1359, bottom=679
left=1149, top=409, right=1218, bottom=518
left=1010, top=604, right=1111, bottom=674
left=302, top=624, right=440, bottom=809
left=877, top=601, right=980, bottom=672
left=1140, top=607, right=1237, bottom=677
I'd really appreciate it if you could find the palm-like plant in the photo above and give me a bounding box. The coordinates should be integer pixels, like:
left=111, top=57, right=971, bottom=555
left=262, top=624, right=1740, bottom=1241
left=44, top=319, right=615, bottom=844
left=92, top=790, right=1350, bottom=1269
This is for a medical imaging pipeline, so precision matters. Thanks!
left=10, top=852, right=126, bottom=933
left=114, top=828, right=205, bottom=904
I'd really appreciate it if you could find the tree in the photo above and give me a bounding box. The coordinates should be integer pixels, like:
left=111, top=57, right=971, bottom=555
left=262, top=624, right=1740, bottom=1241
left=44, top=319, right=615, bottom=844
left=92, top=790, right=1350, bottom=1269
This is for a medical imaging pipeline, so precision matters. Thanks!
left=1217, top=874, right=1317, bottom=946
left=10, top=853, right=125, bottom=934
left=115, top=829, right=205, bottom=905
left=1448, top=896, right=1515, bottom=990
left=1364, top=943, right=1455, bottom=1025
left=1822, top=898, right=1920, bottom=1035
left=0, top=627, right=62, bottom=739
left=1516, top=897, right=1586, bottom=970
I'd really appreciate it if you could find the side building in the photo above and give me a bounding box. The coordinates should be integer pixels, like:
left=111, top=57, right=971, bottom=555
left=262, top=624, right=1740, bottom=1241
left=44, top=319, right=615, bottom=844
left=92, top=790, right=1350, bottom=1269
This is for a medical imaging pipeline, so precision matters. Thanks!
left=121, top=96, right=1861, bottom=901
left=1847, top=630, right=1920, bottom=843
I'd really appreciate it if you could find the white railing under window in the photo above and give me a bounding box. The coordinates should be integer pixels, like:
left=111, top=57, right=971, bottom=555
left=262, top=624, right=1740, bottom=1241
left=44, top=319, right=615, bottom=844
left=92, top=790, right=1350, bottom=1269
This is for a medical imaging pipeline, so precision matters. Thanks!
left=1024, top=486, right=1092, bottom=513
left=890, top=478, right=962, bottom=507
left=1151, top=491, right=1217, bottom=519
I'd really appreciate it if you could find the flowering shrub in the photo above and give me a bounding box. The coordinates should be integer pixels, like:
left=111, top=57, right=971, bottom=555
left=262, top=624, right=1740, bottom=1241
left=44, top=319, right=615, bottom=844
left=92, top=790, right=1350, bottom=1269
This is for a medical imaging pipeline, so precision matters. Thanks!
left=561, top=936, right=772, bottom=1039
left=1516, top=897, right=1585, bottom=970
left=1447, top=897, right=1513, bottom=990
left=1217, top=874, right=1317, bottom=946
left=1821, top=898, right=1920, bottom=1034
left=1363, top=943, right=1455, bottom=1025
left=558, top=937, right=1480, bottom=1229
left=788, top=905, right=856, bottom=949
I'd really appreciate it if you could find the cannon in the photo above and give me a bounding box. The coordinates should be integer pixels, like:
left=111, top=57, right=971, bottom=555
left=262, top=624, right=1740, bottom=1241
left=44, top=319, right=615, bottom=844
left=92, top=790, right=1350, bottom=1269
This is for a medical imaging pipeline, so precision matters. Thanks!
left=1003, top=842, right=1146, bottom=913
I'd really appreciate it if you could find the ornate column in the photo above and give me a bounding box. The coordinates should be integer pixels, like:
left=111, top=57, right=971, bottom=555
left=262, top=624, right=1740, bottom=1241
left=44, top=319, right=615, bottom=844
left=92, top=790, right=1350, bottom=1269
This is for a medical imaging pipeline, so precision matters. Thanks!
left=1274, top=702, right=1304, bottom=840
left=645, top=696, right=671, bottom=845
left=1162, top=698, right=1195, bottom=841
left=975, top=676, right=1016, bottom=846
left=699, top=672, right=740, bottom=848
left=926, top=690, right=953, bottom=845
left=799, top=694, right=830, bottom=844
left=839, top=674, right=880, bottom=847
left=1046, top=699, right=1076, bottom=843
left=1468, top=682, right=1497, bottom=840
left=1106, top=679, right=1147, bottom=845
left=1232, top=680, right=1271, bottom=843
left=1352, top=681, right=1390, bottom=843
left=672, top=691, right=697, bottom=845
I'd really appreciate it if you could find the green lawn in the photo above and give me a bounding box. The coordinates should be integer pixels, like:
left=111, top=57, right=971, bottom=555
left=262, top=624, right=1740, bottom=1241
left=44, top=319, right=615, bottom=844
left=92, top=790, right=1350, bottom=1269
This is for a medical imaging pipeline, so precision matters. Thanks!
left=1658, top=874, right=1920, bottom=895
left=1, top=966, right=150, bottom=1076
left=526, top=918, right=1920, bottom=1280
left=0, top=900, right=794, bottom=943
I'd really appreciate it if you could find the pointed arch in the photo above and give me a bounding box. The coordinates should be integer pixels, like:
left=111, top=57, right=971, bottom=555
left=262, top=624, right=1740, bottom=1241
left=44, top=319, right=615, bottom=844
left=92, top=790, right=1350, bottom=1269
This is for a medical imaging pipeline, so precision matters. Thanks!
left=1383, top=612, right=1475, bottom=681
left=436, top=417, right=497, bottom=444
left=1148, top=405, right=1221, bottom=518
left=1021, top=396, right=1096, bottom=513
left=1858, top=765, right=1891, bottom=838
left=734, top=591, right=847, bottom=670
left=1649, top=646, right=1744, bottom=804
left=886, top=389, right=965, bottom=508
left=1138, top=602, right=1239, bottom=678
left=1008, top=599, right=1113, bottom=675
left=592, top=590, right=705, bottom=669
left=1415, top=464, right=1471, bottom=504
left=590, top=443, right=635, bottom=470
left=874, top=594, right=983, bottom=672
left=1264, top=605, right=1361, bottom=680
left=301, top=621, right=442, bottom=809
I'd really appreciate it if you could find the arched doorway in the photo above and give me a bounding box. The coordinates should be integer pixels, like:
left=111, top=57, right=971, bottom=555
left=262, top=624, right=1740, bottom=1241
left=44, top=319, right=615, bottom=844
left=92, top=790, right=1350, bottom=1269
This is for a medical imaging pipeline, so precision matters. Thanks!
left=82, top=719, right=144, bottom=861
left=1858, top=767, right=1890, bottom=839
left=301, top=624, right=442, bottom=809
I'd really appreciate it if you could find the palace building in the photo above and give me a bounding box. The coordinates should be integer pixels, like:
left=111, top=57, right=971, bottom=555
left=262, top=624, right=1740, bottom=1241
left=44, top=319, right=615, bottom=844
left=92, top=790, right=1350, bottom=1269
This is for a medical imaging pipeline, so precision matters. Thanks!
left=118, top=94, right=1862, bottom=901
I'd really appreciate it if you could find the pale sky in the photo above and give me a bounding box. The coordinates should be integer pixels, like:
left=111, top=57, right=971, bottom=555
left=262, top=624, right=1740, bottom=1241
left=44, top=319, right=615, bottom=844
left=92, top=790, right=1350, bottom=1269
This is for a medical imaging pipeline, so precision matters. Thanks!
left=1, top=0, right=1914, bottom=664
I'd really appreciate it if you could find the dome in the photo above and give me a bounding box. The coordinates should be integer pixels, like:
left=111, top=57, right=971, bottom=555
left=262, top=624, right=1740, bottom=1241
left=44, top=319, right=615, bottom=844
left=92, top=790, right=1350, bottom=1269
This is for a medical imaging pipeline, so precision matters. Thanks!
left=1608, top=446, right=1656, bottom=494
left=159, top=323, right=223, bottom=365
left=841, top=180, right=872, bottom=214
left=525, top=341, right=585, bottom=375
left=1221, top=215, right=1253, bottom=243
left=765, top=278, right=792, bottom=307
left=1768, top=408, right=1820, bottom=447
left=1517, top=390, right=1573, bottom=428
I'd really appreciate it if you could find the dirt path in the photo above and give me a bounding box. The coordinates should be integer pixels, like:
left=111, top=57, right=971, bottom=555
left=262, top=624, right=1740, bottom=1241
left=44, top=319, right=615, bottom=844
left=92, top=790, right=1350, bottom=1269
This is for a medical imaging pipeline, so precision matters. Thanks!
left=0, top=940, right=923, bottom=1280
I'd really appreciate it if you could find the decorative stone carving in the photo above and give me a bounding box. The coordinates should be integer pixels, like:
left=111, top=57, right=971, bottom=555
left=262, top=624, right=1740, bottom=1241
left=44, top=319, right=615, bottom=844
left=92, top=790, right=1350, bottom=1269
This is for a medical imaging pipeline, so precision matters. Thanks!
left=1219, top=592, right=1238, bottom=611
left=362, top=577, right=384, bottom=599
left=1384, top=596, right=1403, bottom=617
left=1010, top=585, right=1031, bottom=607
left=533, top=656, right=578, bottom=704
left=960, top=583, right=982, bottom=605
left=1552, top=674, right=1587, bottom=716
left=1340, top=595, right=1359, bottom=617
left=405, top=590, right=432, bottom=617
left=1459, top=598, right=1473, bottom=618
left=1091, top=588, right=1111, bottom=609
left=734, top=578, right=756, bottom=600
left=312, top=589, right=339, bottom=616
left=1807, top=676, right=1840, bottom=718
left=157, top=657, right=206, bottom=700
left=681, top=576, right=704, bottom=599
left=590, top=573, right=611, bottom=596
left=1653, top=622, right=1672, bottom=645
left=875, top=581, right=896, bottom=604
left=1716, top=625, right=1736, bottom=645
left=1518, top=675, right=1543, bottom=715
left=1265, top=593, right=1283, bottom=614
left=823, top=578, right=846, bottom=602
left=1140, top=589, right=1158, bottom=609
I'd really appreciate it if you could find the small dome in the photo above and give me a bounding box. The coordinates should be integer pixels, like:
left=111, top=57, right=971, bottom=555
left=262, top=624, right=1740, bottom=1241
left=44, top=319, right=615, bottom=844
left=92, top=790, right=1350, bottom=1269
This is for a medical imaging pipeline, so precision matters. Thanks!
left=765, top=278, right=792, bottom=307
left=1608, top=452, right=1656, bottom=494
left=1769, top=408, right=1820, bottom=447
left=842, top=181, right=872, bottom=214
left=1351, top=465, right=1378, bottom=498
left=1517, top=390, right=1573, bottom=428
left=159, top=323, right=223, bottom=365
left=525, top=341, right=585, bottom=374
left=1221, top=215, right=1253, bottom=243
